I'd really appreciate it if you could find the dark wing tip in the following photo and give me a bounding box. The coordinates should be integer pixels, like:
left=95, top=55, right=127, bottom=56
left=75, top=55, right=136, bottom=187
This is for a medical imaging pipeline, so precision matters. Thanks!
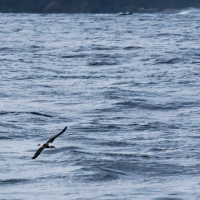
left=59, top=126, right=67, bottom=133
left=59, top=126, right=67, bottom=135
left=31, top=154, right=37, bottom=159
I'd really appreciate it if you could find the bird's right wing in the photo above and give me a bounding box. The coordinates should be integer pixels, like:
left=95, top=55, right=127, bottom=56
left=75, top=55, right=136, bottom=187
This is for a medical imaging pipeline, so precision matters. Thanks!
left=31, top=146, right=45, bottom=159
left=47, top=126, right=67, bottom=144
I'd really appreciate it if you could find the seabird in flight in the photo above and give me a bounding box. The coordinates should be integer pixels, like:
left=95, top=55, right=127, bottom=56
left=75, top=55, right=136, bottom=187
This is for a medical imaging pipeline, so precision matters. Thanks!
left=31, top=126, right=67, bottom=159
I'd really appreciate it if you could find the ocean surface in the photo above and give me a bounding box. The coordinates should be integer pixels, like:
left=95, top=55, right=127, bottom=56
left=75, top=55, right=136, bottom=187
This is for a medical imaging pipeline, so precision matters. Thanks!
left=1, top=8, right=200, bottom=200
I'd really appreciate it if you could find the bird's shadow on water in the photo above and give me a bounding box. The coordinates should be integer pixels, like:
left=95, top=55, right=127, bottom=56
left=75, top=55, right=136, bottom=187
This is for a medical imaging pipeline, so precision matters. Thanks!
left=23, top=146, right=82, bottom=160
left=47, top=146, right=82, bottom=154
left=27, top=146, right=81, bottom=154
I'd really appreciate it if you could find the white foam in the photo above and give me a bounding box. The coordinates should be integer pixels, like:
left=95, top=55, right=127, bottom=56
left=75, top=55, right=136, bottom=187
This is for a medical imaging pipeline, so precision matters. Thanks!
left=178, top=7, right=200, bottom=15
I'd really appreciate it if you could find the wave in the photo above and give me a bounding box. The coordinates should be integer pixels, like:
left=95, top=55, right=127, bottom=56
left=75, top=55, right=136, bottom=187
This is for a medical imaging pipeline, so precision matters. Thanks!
left=0, top=111, right=52, bottom=118
left=178, top=7, right=200, bottom=15
left=0, top=178, right=30, bottom=185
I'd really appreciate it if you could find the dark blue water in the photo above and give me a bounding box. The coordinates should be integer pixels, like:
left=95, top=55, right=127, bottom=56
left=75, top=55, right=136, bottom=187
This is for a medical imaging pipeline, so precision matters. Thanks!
left=1, top=8, right=200, bottom=200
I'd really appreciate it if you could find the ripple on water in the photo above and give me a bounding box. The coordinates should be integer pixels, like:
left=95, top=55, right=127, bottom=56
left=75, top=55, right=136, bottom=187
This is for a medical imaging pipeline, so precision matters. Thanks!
left=0, top=12, right=200, bottom=200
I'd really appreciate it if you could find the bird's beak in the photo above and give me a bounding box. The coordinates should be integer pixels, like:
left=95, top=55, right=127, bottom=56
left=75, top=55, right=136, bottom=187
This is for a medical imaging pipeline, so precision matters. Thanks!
left=37, top=144, right=41, bottom=146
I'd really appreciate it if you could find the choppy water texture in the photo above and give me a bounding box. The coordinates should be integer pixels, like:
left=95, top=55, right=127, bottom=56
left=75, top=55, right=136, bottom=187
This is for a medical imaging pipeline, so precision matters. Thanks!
left=1, top=8, right=200, bottom=200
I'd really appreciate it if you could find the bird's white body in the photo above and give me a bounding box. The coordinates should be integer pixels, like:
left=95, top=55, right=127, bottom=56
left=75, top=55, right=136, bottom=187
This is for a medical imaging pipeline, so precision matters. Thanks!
left=47, top=143, right=53, bottom=147
left=37, top=143, right=53, bottom=147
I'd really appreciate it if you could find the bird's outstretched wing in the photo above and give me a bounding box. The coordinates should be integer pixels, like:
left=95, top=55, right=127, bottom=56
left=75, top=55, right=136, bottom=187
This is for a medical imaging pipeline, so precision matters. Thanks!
left=31, top=146, right=45, bottom=159
left=46, top=126, right=67, bottom=144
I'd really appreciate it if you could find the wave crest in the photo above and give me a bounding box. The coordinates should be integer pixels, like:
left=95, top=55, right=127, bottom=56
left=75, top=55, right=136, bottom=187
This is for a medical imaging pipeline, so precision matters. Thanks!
left=178, top=7, right=200, bottom=15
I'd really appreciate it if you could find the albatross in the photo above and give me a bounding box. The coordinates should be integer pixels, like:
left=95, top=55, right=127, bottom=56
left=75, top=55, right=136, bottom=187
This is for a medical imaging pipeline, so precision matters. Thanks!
left=31, top=126, right=67, bottom=159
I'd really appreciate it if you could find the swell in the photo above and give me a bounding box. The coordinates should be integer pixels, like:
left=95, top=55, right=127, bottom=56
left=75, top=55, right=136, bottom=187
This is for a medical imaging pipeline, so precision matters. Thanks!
left=0, top=178, right=30, bottom=185
left=114, top=100, right=198, bottom=110
left=0, top=111, right=52, bottom=118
